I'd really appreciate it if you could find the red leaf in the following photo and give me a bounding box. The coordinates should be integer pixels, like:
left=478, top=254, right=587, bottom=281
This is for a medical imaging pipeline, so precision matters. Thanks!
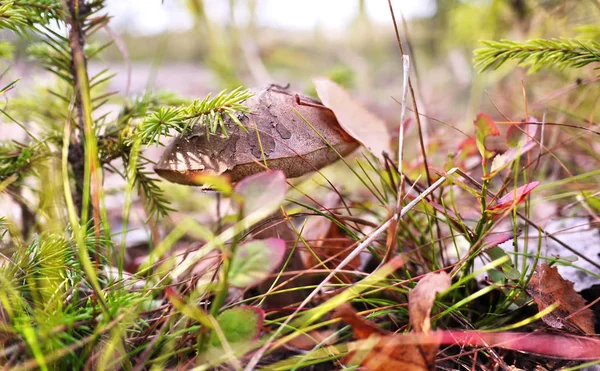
left=474, top=113, right=500, bottom=137
left=482, top=230, right=521, bottom=248
left=487, top=181, right=539, bottom=213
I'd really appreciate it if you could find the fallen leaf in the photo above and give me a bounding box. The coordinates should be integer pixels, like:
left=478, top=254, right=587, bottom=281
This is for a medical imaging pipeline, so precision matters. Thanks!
left=486, top=181, right=539, bottom=213
left=408, top=272, right=451, bottom=333
left=332, top=304, right=388, bottom=339
left=228, top=238, right=286, bottom=288
left=333, top=273, right=449, bottom=371
left=525, top=263, right=595, bottom=335
left=313, top=77, right=391, bottom=161
left=155, top=86, right=359, bottom=185
left=209, top=306, right=264, bottom=347
left=346, top=334, right=439, bottom=371
left=286, top=329, right=337, bottom=350
left=333, top=304, right=436, bottom=371
left=474, top=113, right=500, bottom=165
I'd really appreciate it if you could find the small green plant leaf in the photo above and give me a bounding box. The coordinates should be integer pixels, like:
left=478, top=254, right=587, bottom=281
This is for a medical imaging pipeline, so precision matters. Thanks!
left=474, top=113, right=500, bottom=166
left=234, top=170, right=288, bottom=217
left=209, top=306, right=264, bottom=347
left=487, top=181, right=539, bottom=213
left=487, top=247, right=521, bottom=281
left=228, top=238, right=286, bottom=288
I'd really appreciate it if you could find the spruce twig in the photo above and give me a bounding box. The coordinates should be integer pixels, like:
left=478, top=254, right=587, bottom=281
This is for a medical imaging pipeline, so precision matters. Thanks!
left=475, top=38, right=600, bottom=73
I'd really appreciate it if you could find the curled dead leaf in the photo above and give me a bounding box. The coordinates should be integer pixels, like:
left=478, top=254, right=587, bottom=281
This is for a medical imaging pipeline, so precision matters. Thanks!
left=408, top=272, right=451, bottom=333
left=525, top=263, right=595, bottom=335
left=313, top=77, right=391, bottom=161
left=155, top=86, right=359, bottom=185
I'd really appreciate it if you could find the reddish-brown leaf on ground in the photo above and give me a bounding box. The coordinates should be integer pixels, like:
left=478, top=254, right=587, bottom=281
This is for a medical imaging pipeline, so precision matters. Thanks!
left=300, top=195, right=360, bottom=283
left=408, top=272, right=451, bottom=333
left=346, top=334, right=439, bottom=371
left=333, top=304, right=437, bottom=371
left=313, top=77, right=391, bottom=161
left=525, top=263, right=596, bottom=335
left=332, top=304, right=387, bottom=339
left=333, top=273, right=449, bottom=371
left=286, top=329, right=337, bottom=350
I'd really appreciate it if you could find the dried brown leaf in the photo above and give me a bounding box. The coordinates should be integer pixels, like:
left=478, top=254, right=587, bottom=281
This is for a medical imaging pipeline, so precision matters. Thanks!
left=347, top=335, right=438, bottom=371
left=408, top=272, right=451, bottom=333
left=286, top=329, right=337, bottom=350
left=155, top=86, right=359, bottom=185
left=313, top=77, right=391, bottom=161
left=526, top=263, right=595, bottom=335
left=333, top=300, right=442, bottom=371
left=332, top=304, right=388, bottom=340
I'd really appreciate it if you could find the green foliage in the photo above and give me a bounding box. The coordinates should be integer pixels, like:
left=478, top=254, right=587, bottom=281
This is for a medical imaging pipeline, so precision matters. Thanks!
left=129, top=156, right=174, bottom=218
left=0, top=1, right=62, bottom=28
left=227, top=238, right=286, bottom=288
left=0, top=141, right=48, bottom=182
left=0, top=41, right=14, bottom=59
left=136, top=86, right=253, bottom=146
left=209, top=307, right=263, bottom=347
left=474, top=38, right=600, bottom=73
left=0, top=1, right=30, bottom=33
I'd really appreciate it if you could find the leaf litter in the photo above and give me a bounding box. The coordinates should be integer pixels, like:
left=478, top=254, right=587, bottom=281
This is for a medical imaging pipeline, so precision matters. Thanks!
left=333, top=271, right=451, bottom=370
left=526, top=263, right=596, bottom=335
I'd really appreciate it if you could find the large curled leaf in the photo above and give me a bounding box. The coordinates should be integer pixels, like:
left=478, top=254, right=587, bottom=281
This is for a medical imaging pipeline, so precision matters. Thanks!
left=408, top=272, right=451, bottom=333
left=228, top=238, right=286, bottom=288
left=209, top=306, right=264, bottom=347
left=154, top=86, right=358, bottom=185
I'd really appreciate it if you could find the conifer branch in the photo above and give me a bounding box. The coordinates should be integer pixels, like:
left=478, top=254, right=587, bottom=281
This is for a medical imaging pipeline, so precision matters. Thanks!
left=474, top=38, right=600, bottom=73
left=136, top=87, right=253, bottom=146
